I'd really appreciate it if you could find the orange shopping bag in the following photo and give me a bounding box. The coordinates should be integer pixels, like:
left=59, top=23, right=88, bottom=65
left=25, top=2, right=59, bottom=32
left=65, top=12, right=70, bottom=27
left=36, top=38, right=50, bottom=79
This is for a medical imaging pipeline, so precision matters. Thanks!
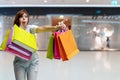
left=57, top=30, right=80, bottom=61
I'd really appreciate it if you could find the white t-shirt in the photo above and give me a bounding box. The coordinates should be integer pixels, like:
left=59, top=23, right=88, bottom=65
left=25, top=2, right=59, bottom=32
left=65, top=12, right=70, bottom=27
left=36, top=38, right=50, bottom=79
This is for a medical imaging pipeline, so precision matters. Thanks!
left=25, top=25, right=38, bottom=34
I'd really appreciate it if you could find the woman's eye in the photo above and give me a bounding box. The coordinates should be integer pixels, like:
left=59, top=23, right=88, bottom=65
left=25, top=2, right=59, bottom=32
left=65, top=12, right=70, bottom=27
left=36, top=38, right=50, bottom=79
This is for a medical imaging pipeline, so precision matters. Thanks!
left=25, top=16, right=28, bottom=18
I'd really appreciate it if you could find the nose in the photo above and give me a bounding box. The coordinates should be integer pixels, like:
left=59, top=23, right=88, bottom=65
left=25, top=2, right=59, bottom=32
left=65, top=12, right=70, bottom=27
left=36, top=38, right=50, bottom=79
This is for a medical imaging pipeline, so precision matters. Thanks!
left=23, top=17, right=25, bottom=20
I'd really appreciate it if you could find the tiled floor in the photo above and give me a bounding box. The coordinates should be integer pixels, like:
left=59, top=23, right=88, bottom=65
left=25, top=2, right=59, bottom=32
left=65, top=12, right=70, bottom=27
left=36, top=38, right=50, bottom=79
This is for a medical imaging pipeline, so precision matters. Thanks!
left=0, top=51, right=120, bottom=80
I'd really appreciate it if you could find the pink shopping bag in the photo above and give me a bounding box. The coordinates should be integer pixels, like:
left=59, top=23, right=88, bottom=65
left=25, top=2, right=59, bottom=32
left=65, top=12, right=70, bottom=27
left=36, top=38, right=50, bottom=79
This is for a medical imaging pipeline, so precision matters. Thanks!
left=53, top=32, right=61, bottom=59
left=6, top=46, right=31, bottom=60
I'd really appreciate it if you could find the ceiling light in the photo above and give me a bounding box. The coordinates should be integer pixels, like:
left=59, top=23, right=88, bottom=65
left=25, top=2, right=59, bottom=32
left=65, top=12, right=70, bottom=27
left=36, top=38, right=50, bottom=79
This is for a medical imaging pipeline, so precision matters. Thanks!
left=44, top=0, right=48, bottom=3
left=59, top=15, right=64, bottom=19
left=86, top=0, right=90, bottom=3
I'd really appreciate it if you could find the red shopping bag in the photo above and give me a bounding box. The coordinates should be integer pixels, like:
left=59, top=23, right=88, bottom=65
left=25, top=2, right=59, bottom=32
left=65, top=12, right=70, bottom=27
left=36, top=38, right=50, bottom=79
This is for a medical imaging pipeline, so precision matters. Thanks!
left=53, top=32, right=61, bottom=59
left=6, top=46, right=31, bottom=60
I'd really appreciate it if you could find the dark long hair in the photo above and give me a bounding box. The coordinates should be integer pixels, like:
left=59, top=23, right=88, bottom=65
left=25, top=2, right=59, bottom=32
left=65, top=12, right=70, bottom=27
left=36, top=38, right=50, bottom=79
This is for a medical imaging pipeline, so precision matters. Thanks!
left=13, top=9, right=29, bottom=26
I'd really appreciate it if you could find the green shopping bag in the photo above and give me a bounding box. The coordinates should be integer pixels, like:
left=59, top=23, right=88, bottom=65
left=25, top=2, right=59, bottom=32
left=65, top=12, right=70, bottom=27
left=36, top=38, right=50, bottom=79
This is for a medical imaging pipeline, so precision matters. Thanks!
left=0, top=29, right=11, bottom=51
left=46, top=35, right=54, bottom=59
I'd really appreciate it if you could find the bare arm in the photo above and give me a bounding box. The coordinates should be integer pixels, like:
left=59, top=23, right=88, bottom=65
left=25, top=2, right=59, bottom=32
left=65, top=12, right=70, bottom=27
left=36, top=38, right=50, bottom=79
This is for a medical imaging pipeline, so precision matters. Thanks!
left=36, top=25, right=60, bottom=33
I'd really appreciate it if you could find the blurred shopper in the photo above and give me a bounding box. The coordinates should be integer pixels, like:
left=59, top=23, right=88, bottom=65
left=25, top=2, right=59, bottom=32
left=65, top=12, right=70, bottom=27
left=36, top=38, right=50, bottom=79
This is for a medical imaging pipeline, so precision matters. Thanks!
left=106, top=37, right=110, bottom=48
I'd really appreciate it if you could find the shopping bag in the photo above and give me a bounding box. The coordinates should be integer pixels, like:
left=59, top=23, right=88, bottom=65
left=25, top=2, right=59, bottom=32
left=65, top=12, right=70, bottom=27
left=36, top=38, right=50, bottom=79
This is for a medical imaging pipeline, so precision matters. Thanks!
left=6, top=46, right=31, bottom=60
left=53, top=32, right=61, bottom=59
left=57, top=36, right=68, bottom=61
left=12, top=24, right=38, bottom=53
left=46, top=35, right=54, bottom=59
left=58, top=30, right=80, bottom=61
left=7, top=27, right=32, bottom=56
left=0, top=29, right=11, bottom=51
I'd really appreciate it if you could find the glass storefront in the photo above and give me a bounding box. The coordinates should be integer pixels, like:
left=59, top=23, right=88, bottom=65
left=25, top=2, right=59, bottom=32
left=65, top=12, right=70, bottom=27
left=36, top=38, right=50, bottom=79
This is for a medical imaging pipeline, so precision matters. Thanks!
left=1, top=14, right=120, bottom=51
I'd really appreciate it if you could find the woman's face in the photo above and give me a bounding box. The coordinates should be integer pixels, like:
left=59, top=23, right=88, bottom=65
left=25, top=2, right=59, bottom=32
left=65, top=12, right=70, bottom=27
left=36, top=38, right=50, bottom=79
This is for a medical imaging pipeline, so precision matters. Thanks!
left=19, top=13, right=28, bottom=26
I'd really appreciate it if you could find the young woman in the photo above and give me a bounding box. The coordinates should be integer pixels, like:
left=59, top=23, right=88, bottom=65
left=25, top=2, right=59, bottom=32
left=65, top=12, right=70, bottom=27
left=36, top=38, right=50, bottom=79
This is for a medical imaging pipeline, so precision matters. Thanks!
left=13, top=9, right=62, bottom=80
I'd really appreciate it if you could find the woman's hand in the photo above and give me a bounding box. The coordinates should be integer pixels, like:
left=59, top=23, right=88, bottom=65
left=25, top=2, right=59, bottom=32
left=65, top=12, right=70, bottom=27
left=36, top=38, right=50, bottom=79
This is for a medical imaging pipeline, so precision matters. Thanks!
left=56, top=21, right=68, bottom=32
left=55, top=25, right=62, bottom=31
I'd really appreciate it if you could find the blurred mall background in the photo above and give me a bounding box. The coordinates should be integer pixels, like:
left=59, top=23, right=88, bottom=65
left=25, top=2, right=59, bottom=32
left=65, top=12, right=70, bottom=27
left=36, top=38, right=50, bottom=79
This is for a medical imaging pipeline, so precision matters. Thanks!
left=0, top=0, right=120, bottom=80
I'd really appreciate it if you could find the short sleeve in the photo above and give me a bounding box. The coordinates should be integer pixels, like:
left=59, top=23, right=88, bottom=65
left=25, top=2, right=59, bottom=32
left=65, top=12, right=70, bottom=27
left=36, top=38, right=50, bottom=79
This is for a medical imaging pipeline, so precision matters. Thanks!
left=27, top=25, right=38, bottom=34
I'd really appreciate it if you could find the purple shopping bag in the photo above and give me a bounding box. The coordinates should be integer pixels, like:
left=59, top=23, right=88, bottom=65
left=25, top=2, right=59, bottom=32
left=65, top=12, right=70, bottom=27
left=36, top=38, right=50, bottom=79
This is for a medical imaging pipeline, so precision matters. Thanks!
left=6, top=46, right=31, bottom=60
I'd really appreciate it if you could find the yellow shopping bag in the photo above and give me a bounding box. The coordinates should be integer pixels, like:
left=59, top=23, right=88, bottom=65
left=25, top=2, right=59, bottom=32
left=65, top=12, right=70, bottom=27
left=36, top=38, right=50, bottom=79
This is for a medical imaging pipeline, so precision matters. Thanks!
left=58, top=30, right=80, bottom=61
left=0, top=29, right=11, bottom=51
left=12, top=24, right=38, bottom=53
